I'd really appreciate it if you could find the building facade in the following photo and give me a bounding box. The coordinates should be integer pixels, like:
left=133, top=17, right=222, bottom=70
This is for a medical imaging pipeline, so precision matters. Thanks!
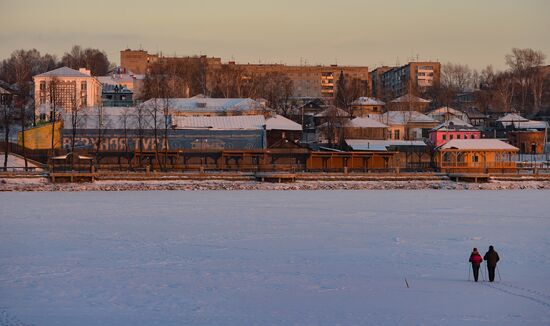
left=378, top=62, right=440, bottom=101
left=33, top=67, right=102, bottom=121
left=120, top=49, right=370, bottom=100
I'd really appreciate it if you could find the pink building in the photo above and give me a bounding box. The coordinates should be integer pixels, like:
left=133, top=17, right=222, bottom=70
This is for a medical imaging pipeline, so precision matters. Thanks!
left=429, top=118, right=481, bottom=147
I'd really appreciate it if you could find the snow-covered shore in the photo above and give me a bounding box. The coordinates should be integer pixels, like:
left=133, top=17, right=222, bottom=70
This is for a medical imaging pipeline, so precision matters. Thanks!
left=1, top=190, right=549, bottom=325
left=1, top=177, right=550, bottom=191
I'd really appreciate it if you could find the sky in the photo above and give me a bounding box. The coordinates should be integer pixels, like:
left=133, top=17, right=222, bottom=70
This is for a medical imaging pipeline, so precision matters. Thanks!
left=1, top=0, right=549, bottom=70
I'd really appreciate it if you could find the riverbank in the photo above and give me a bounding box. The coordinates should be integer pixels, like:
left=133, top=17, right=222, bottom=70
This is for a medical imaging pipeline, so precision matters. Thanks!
left=1, top=177, right=549, bottom=191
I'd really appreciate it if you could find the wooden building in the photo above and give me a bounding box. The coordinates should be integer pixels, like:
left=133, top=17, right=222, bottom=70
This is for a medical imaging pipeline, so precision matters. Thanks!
left=437, top=139, right=518, bottom=173
left=349, top=97, right=386, bottom=116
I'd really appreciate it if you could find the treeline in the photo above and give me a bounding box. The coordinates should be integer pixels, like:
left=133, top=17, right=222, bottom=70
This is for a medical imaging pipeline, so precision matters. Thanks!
left=141, top=60, right=296, bottom=115
left=0, top=45, right=113, bottom=100
left=425, top=48, right=549, bottom=117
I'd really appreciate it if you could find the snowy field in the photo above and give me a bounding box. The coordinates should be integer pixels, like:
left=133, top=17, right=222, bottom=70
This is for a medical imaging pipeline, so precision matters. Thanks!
left=0, top=191, right=549, bottom=326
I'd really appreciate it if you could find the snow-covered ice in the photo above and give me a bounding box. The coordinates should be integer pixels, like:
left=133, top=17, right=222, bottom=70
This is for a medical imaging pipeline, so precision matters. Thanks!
left=0, top=190, right=549, bottom=325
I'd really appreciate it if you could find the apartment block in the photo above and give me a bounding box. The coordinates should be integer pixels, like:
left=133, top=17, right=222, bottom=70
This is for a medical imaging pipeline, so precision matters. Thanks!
left=120, top=49, right=370, bottom=100
left=378, top=62, right=440, bottom=101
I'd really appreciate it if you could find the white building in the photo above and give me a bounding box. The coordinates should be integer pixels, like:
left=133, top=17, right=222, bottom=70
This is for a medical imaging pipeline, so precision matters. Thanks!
left=33, top=67, right=102, bottom=121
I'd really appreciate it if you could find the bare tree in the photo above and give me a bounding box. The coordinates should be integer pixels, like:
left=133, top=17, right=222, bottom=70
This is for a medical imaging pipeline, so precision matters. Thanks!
left=135, top=103, right=147, bottom=167
left=94, top=104, right=106, bottom=158
left=441, top=62, right=476, bottom=92
left=493, top=72, right=516, bottom=113
left=119, top=107, right=133, bottom=169
left=505, top=48, right=547, bottom=115
left=1, top=90, right=15, bottom=171
left=48, top=77, right=62, bottom=157
left=211, top=64, right=245, bottom=98
left=335, top=72, right=367, bottom=113
left=61, top=45, right=113, bottom=76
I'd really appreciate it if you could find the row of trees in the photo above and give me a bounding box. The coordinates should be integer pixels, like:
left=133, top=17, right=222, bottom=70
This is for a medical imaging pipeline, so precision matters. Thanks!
left=0, top=46, right=113, bottom=94
left=141, top=60, right=296, bottom=116
left=426, top=48, right=548, bottom=117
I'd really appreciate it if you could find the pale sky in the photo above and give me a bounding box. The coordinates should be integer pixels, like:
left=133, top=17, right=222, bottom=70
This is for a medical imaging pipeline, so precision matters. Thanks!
left=1, top=0, right=549, bottom=70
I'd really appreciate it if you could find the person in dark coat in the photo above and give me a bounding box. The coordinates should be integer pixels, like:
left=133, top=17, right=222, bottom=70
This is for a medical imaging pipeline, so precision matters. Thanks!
left=469, top=248, right=483, bottom=282
left=483, top=245, right=500, bottom=282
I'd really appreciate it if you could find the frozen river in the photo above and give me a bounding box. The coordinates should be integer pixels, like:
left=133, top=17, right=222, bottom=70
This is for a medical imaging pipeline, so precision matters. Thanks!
left=1, top=190, right=549, bottom=325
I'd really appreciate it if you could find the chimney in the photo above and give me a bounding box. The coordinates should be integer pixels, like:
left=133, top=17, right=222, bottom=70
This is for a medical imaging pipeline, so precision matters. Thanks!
left=79, top=68, right=91, bottom=76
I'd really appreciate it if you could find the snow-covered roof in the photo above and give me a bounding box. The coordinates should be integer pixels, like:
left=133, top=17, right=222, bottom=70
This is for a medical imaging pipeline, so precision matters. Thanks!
left=173, top=115, right=265, bottom=130
left=497, top=113, right=547, bottom=129
left=512, top=120, right=548, bottom=129
left=427, top=107, right=465, bottom=117
left=346, top=139, right=426, bottom=151
left=266, top=115, right=302, bottom=131
left=440, top=139, right=518, bottom=151
left=347, top=117, right=388, bottom=128
left=314, top=107, right=349, bottom=118
left=97, top=74, right=142, bottom=85
left=35, top=67, right=92, bottom=78
left=378, top=111, right=436, bottom=125
left=432, top=118, right=475, bottom=131
left=142, top=97, right=265, bottom=114
left=390, top=94, right=431, bottom=103
left=351, top=97, right=385, bottom=106
left=0, top=86, right=12, bottom=94
left=497, top=113, right=528, bottom=122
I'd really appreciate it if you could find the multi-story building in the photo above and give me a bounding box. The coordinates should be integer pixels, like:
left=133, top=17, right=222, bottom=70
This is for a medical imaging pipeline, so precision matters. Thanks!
left=378, top=62, right=440, bottom=101
left=33, top=67, right=102, bottom=121
left=235, top=63, right=370, bottom=99
left=369, top=66, right=392, bottom=99
left=120, top=49, right=370, bottom=100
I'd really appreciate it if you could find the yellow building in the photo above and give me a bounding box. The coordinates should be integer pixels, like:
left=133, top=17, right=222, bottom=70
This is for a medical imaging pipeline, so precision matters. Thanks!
left=437, top=139, right=518, bottom=173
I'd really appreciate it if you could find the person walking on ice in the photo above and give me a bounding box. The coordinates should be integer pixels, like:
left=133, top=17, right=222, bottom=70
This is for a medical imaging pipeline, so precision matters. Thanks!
left=484, top=245, right=500, bottom=282
left=469, top=247, right=483, bottom=282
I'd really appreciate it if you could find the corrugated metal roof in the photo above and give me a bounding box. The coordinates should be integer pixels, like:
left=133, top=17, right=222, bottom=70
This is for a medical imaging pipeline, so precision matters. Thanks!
left=346, top=139, right=426, bottom=151
left=440, top=139, right=518, bottom=150
left=266, top=115, right=302, bottom=131
left=173, top=115, right=265, bottom=130
left=512, top=120, right=548, bottom=129
left=142, top=97, right=264, bottom=113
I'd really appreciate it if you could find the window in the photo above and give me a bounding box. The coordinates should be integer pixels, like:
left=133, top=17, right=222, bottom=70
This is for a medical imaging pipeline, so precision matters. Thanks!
left=394, top=129, right=400, bottom=139
left=473, top=155, right=479, bottom=162
left=450, top=134, right=454, bottom=140
left=40, top=81, right=46, bottom=91
left=442, top=134, right=446, bottom=140
left=81, top=81, right=87, bottom=91
left=457, top=134, right=461, bottom=139
left=471, top=134, right=475, bottom=139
